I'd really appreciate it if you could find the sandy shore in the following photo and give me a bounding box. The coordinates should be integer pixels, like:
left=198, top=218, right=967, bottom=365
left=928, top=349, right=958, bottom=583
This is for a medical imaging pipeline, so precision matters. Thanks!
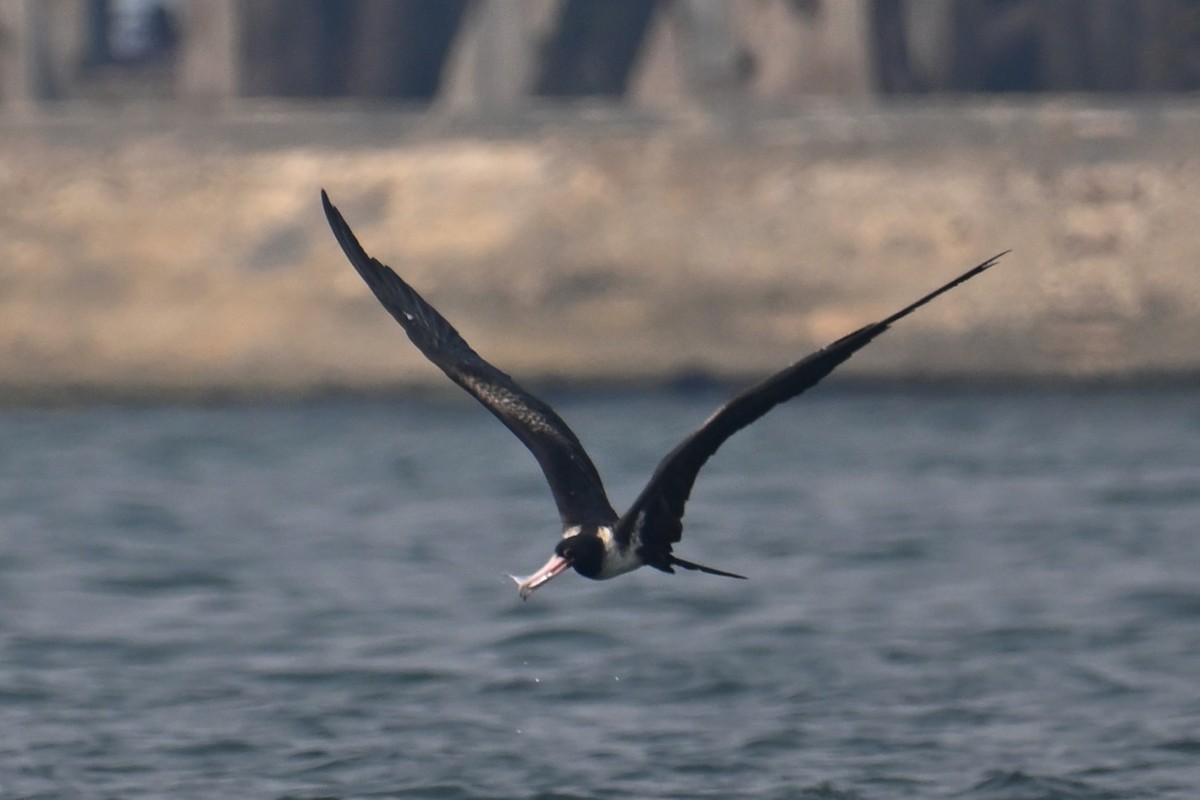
left=2, top=100, right=1198, bottom=402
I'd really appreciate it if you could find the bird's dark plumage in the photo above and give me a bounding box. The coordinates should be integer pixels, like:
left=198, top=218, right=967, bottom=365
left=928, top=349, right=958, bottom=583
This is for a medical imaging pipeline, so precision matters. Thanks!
left=321, top=189, right=1005, bottom=598
left=615, top=253, right=1004, bottom=572
left=322, top=191, right=617, bottom=530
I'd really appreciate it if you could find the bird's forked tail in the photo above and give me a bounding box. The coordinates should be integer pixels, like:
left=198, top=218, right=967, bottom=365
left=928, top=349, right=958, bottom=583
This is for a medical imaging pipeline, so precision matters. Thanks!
left=670, top=556, right=748, bottom=580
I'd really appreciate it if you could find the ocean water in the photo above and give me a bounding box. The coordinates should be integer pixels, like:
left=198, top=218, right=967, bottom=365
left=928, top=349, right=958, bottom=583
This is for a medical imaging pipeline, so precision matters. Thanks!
left=1, top=386, right=1198, bottom=799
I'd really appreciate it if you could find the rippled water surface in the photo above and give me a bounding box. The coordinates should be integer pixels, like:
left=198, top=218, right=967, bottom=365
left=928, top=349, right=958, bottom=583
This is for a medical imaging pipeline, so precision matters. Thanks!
left=2, top=387, right=1199, bottom=799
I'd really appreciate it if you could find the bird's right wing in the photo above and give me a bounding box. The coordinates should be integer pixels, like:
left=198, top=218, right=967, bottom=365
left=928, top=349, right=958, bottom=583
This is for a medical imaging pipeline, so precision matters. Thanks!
left=322, top=191, right=617, bottom=528
left=617, top=253, right=1007, bottom=555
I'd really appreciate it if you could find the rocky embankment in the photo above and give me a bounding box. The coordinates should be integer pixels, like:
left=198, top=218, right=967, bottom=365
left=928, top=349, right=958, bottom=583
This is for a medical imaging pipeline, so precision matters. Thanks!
left=2, top=101, right=1198, bottom=403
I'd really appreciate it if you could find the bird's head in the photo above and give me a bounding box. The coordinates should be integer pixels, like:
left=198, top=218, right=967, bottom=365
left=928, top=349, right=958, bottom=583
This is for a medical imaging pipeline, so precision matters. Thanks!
left=509, top=532, right=605, bottom=600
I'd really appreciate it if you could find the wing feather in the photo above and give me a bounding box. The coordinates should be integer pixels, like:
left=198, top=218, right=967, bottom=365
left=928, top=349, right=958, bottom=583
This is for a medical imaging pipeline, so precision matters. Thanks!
left=322, top=190, right=617, bottom=527
left=619, top=253, right=1007, bottom=558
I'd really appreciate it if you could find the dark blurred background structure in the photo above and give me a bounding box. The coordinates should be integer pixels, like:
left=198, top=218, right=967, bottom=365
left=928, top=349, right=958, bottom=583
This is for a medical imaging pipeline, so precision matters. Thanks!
left=5, top=0, right=1200, bottom=110
left=3, top=0, right=1200, bottom=398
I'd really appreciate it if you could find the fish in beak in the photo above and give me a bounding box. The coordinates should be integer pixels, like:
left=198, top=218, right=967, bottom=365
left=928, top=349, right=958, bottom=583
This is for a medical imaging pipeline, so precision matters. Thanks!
left=508, top=553, right=573, bottom=600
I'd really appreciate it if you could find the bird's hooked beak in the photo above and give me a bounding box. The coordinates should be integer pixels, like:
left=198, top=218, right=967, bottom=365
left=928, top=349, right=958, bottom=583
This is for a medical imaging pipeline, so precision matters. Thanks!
left=508, top=553, right=573, bottom=600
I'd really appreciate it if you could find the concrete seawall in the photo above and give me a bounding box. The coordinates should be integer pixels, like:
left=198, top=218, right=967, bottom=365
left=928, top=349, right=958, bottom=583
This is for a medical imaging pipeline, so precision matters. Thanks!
left=2, top=100, right=1198, bottom=402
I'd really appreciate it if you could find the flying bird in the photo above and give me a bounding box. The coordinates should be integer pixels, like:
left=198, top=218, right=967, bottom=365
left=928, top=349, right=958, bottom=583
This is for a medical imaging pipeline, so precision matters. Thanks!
left=321, top=190, right=1005, bottom=599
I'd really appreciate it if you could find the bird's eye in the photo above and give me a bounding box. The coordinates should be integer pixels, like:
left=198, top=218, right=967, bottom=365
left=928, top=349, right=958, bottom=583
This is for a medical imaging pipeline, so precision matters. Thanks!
left=562, top=548, right=573, bottom=559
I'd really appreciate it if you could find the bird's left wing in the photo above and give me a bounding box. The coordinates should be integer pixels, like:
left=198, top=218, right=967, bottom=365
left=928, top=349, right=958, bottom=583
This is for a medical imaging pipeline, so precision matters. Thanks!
left=617, top=253, right=1007, bottom=555
left=322, top=191, right=618, bottom=528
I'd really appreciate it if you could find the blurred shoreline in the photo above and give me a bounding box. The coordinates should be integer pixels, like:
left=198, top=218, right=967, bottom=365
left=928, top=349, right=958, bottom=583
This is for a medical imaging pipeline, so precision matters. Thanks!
left=3, top=99, right=1199, bottom=405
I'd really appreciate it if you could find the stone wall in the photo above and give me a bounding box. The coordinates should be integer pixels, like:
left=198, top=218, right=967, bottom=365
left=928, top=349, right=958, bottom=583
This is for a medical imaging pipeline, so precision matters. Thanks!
left=1, top=100, right=1198, bottom=402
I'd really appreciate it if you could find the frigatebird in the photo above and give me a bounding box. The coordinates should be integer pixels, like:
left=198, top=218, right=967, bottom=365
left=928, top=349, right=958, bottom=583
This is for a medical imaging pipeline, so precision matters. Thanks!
left=321, top=190, right=1004, bottom=599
